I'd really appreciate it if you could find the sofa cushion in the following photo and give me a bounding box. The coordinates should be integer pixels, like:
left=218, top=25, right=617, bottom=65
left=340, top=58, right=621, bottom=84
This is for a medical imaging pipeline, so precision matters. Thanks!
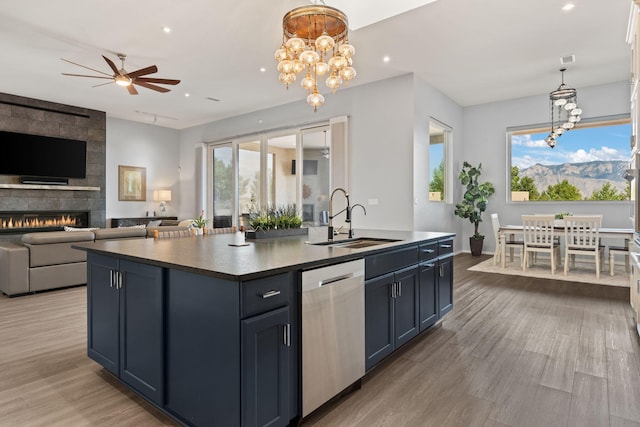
left=23, top=231, right=95, bottom=245
left=94, top=228, right=147, bottom=240
left=22, top=231, right=93, bottom=268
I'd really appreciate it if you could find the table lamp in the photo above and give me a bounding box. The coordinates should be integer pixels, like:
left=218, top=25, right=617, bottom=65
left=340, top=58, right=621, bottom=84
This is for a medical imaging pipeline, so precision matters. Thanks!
left=153, top=190, right=172, bottom=215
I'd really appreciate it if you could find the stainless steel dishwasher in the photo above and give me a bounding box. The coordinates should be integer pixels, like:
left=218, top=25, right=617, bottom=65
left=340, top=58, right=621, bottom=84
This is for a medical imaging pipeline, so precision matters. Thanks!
left=301, top=259, right=365, bottom=417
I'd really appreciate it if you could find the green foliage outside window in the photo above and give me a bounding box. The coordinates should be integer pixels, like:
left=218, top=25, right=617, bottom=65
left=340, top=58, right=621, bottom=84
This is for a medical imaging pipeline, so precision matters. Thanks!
left=429, top=160, right=445, bottom=200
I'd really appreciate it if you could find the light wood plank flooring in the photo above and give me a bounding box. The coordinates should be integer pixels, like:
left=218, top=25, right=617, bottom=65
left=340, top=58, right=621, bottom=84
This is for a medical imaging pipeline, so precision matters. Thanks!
left=0, top=254, right=638, bottom=426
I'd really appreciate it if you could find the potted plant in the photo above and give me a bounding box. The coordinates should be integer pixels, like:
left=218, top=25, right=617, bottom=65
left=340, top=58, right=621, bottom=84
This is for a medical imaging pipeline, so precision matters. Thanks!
left=245, top=204, right=306, bottom=239
left=192, top=210, right=209, bottom=235
left=454, top=161, right=495, bottom=256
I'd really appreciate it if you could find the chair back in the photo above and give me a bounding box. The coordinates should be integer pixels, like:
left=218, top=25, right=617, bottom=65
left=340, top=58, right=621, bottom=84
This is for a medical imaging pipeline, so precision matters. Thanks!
left=155, top=229, right=193, bottom=239
left=564, top=215, right=601, bottom=250
left=490, top=213, right=500, bottom=246
left=522, top=215, right=555, bottom=248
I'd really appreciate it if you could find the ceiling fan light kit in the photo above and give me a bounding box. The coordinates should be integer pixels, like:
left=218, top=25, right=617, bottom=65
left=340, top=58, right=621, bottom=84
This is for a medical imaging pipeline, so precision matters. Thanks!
left=61, top=53, right=180, bottom=95
left=275, top=4, right=356, bottom=111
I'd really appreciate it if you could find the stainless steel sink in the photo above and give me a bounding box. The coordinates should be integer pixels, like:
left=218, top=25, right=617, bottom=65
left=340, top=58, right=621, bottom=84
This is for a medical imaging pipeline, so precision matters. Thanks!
left=309, top=237, right=401, bottom=249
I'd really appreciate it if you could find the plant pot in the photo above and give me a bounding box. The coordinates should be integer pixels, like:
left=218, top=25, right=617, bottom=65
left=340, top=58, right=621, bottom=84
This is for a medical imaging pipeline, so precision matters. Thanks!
left=245, top=227, right=308, bottom=240
left=469, top=237, right=484, bottom=256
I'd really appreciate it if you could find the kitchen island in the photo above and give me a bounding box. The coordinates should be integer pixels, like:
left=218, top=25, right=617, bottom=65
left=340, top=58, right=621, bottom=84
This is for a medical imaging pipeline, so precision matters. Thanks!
left=75, top=229, right=455, bottom=427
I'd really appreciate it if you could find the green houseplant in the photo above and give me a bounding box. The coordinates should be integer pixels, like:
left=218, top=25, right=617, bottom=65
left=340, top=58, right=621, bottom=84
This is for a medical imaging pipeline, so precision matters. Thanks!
left=454, top=161, right=495, bottom=256
left=245, top=204, right=306, bottom=239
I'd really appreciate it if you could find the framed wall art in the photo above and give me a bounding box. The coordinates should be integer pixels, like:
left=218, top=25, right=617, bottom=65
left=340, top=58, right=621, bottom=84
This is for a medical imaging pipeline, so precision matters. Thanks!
left=118, top=165, right=146, bottom=201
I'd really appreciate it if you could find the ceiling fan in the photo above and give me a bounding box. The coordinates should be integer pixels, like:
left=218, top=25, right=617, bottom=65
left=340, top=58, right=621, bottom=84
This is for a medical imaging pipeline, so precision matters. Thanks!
left=61, top=53, right=180, bottom=95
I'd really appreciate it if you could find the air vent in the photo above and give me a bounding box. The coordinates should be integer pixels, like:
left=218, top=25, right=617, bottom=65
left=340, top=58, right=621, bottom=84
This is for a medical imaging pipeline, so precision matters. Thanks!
left=206, top=97, right=221, bottom=102
left=560, top=54, right=576, bottom=65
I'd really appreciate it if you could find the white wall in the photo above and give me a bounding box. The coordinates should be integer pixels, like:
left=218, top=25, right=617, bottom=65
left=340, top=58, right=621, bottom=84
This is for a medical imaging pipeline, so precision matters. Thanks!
left=102, top=77, right=629, bottom=254
left=412, top=76, right=465, bottom=251
left=461, top=81, right=630, bottom=254
left=177, top=74, right=416, bottom=230
left=106, top=117, right=180, bottom=220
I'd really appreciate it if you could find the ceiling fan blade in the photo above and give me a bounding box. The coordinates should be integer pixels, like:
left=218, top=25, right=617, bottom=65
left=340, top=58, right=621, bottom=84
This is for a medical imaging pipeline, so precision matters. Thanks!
left=62, top=73, right=112, bottom=79
left=126, top=85, right=139, bottom=95
left=135, top=77, right=181, bottom=85
left=102, top=55, right=120, bottom=75
left=61, top=58, right=112, bottom=77
left=127, top=65, right=158, bottom=79
left=133, top=80, right=170, bottom=93
left=92, top=81, right=115, bottom=88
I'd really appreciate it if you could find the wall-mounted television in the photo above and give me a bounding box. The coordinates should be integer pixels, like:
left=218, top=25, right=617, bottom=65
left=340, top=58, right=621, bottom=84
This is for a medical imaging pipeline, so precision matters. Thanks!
left=0, top=130, right=87, bottom=179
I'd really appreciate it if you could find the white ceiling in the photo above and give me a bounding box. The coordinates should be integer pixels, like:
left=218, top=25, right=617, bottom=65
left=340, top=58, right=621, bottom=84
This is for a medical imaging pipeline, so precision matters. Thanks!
left=0, top=0, right=630, bottom=130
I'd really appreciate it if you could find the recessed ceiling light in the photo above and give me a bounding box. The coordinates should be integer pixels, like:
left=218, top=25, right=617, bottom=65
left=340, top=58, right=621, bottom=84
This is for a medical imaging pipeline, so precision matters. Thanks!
left=162, top=26, right=172, bottom=34
left=260, top=67, right=266, bottom=73
left=185, top=93, right=190, bottom=97
left=562, top=3, right=575, bottom=11
left=383, top=55, right=391, bottom=63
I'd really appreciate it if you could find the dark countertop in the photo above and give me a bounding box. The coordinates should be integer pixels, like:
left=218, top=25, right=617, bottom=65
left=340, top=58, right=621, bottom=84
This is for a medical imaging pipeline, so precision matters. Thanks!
left=74, top=229, right=455, bottom=281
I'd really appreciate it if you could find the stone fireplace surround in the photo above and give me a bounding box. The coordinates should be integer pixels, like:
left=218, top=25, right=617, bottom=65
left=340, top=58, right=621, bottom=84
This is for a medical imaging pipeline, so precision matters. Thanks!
left=0, top=92, right=106, bottom=242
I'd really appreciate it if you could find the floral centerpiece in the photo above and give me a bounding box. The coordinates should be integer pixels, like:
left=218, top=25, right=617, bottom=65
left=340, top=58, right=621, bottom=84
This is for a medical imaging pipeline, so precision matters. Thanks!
left=192, top=210, right=209, bottom=234
left=245, top=204, right=306, bottom=239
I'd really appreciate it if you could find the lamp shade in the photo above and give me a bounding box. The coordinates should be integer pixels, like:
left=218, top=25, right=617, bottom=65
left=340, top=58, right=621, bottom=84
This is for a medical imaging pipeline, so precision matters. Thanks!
left=153, top=190, right=172, bottom=202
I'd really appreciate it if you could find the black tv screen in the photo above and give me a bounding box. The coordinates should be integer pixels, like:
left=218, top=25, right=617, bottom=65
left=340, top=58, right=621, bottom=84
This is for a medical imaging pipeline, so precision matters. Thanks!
left=0, top=131, right=87, bottom=179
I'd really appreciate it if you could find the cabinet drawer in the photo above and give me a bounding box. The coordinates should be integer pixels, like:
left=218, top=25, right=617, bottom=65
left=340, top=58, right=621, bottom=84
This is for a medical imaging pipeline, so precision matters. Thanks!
left=438, top=239, right=454, bottom=256
left=419, top=242, right=438, bottom=262
left=365, top=245, right=419, bottom=280
left=241, top=273, right=290, bottom=318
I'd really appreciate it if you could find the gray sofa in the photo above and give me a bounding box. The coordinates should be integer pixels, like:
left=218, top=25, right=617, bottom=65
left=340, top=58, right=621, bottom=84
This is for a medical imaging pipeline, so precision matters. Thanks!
left=0, top=227, right=148, bottom=296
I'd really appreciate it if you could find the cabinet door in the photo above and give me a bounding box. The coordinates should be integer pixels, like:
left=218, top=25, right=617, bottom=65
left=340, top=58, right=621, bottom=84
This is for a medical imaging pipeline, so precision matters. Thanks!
left=165, top=270, right=240, bottom=427
left=119, top=260, right=164, bottom=405
left=393, top=266, right=419, bottom=348
left=438, top=256, right=454, bottom=317
left=419, top=261, right=438, bottom=331
left=242, top=306, right=290, bottom=427
left=87, top=253, right=119, bottom=375
left=365, top=272, right=395, bottom=371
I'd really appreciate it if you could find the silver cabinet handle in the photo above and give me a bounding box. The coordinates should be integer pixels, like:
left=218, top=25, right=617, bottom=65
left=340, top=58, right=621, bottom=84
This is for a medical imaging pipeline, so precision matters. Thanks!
left=261, top=290, right=281, bottom=299
left=440, top=244, right=452, bottom=249
left=390, top=282, right=396, bottom=298
left=109, top=270, right=114, bottom=288
left=421, top=248, right=435, bottom=254
left=397, top=281, right=402, bottom=297
left=118, top=271, right=123, bottom=290
left=439, top=265, right=444, bottom=277
left=283, top=323, right=291, bottom=347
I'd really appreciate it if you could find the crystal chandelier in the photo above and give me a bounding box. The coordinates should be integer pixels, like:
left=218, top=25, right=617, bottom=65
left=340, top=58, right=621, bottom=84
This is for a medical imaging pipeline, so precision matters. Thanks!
left=275, top=4, right=356, bottom=112
left=545, top=68, right=582, bottom=148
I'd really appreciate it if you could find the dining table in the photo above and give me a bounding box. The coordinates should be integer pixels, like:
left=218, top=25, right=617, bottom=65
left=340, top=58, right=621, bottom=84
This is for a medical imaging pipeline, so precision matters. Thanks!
left=497, top=224, right=634, bottom=269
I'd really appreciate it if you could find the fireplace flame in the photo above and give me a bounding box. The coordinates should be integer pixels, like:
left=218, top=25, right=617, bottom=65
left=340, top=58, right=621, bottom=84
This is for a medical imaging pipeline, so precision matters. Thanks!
left=0, top=215, right=79, bottom=230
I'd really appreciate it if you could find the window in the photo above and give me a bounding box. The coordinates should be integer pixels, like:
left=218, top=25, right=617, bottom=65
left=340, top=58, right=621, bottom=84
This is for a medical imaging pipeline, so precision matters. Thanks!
left=509, top=116, right=631, bottom=202
left=428, top=118, right=452, bottom=202
left=206, top=122, right=337, bottom=229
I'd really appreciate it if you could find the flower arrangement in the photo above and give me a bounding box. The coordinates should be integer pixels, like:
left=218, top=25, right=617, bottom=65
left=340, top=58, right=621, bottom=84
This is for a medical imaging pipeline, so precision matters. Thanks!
left=248, top=204, right=302, bottom=231
left=554, top=212, right=572, bottom=220
left=192, top=210, right=208, bottom=229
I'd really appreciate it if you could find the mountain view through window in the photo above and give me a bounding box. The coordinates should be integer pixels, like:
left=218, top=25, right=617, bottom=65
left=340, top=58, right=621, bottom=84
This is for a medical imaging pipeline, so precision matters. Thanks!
left=510, top=118, right=631, bottom=202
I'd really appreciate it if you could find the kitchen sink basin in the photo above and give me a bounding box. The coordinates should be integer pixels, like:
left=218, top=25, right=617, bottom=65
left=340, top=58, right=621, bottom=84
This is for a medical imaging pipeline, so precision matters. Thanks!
left=309, top=237, right=401, bottom=249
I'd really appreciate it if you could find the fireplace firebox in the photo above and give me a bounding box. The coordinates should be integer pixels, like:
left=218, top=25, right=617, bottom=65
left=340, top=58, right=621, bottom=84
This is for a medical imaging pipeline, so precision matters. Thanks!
left=0, top=211, right=90, bottom=234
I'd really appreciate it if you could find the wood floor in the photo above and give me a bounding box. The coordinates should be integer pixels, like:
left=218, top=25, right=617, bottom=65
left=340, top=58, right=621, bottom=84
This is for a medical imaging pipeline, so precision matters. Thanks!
left=1, top=254, right=639, bottom=426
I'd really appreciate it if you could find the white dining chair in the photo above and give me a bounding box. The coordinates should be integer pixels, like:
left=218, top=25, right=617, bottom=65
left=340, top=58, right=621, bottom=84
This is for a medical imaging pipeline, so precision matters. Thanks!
left=522, top=214, right=561, bottom=274
left=563, top=215, right=602, bottom=279
left=490, top=213, right=523, bottom=267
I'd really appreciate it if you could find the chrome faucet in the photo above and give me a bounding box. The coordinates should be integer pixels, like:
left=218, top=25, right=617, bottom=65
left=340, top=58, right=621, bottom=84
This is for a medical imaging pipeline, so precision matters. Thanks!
left=328, top=187, right=350, bottom=241
left=348, top=204, right=366, bottom=238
